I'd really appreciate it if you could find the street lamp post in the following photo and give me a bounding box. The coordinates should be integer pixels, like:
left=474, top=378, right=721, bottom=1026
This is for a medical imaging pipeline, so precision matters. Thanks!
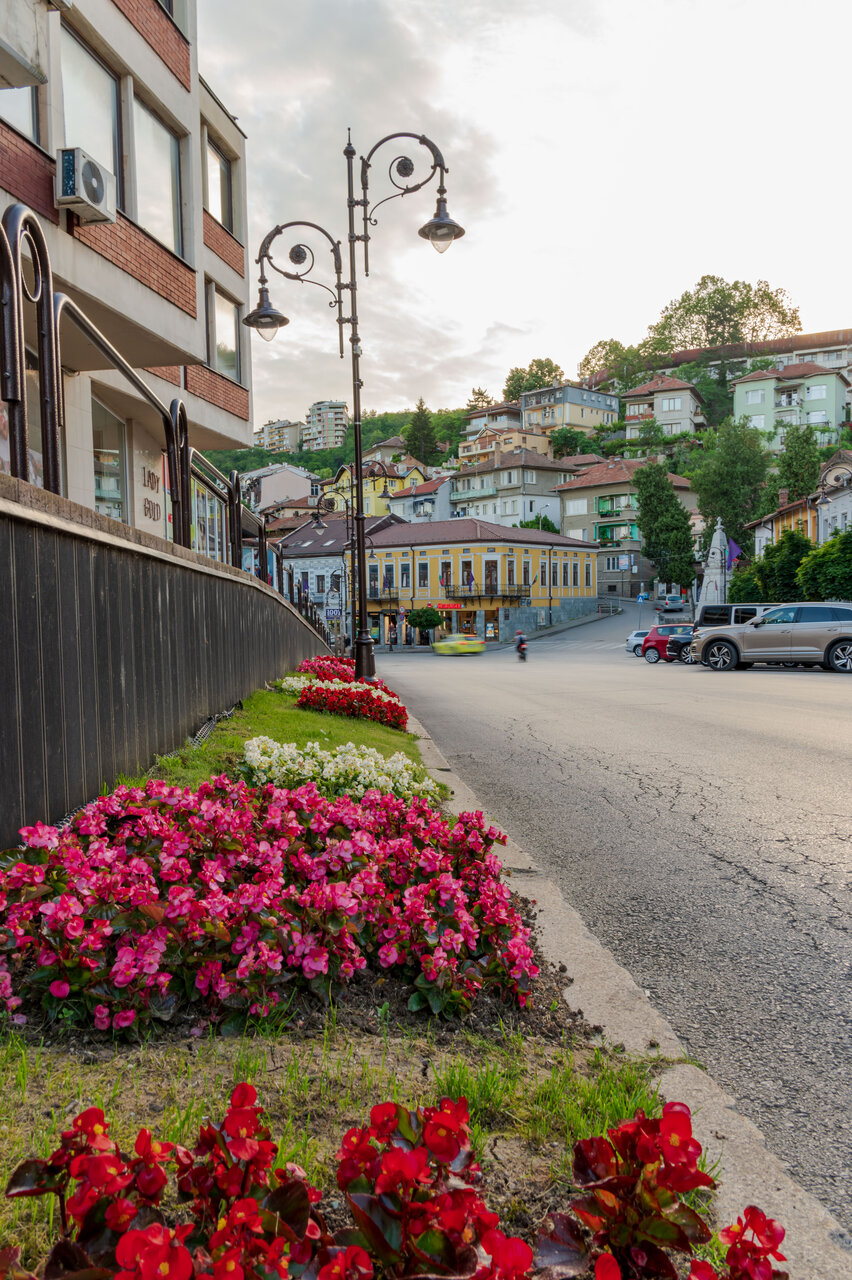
left=244, top=131, right=464, bottom=679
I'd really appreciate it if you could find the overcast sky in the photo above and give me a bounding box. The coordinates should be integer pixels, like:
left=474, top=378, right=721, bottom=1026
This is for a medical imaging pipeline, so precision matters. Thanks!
left=198, top=0, right=852, bottom=429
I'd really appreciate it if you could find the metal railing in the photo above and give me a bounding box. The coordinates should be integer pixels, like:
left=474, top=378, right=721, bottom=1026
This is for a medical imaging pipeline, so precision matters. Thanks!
left=0, top=201, right=329, bottom=648
left=443, top=583, right=530, bottom=600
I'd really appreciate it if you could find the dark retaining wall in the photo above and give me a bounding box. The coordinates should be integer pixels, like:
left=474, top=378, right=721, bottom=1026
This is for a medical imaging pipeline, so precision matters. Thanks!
left=0, top=475, right=329, bottom=846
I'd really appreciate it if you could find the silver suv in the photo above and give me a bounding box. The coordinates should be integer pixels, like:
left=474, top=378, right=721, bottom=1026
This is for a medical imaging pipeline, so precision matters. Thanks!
left=691, top=603, right=852, bottom=671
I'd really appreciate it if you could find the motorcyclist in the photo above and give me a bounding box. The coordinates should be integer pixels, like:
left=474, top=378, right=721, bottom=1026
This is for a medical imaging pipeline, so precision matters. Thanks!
left=514, top=628, right=527, bottom=658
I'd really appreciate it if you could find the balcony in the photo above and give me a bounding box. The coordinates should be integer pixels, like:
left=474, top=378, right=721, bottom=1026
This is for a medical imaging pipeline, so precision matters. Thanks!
left=450, top=484, right=498, bottom=502
left=443, top=583, right=530, bottom=602
left=367, top=586, right=400, bottom=604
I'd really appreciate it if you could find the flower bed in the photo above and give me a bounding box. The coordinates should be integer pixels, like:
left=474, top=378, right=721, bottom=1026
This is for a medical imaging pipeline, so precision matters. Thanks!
left=4, top=1084, right=787, bottom=1280
left=0, top=780, right=534, bottom=1032
left=242, top=738, right=438, bottom=803
left=298, top=656, right=356, bottom=681
left=296, top=680, right=407, bottom=731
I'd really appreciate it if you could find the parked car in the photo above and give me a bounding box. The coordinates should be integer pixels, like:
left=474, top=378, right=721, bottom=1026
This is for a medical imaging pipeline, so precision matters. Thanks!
left=432, top=634, right=485, bottom=656
left=642, top=624, right=694, bottom=663
left=690, top=602, right=852, bottom=671
left=626, top=629, right=650, bottom=656
left=666, top=633, right=697, bottom=663
left=693, top=601, right=783, bottom=629
left=659, top=593, right=688, bottom=613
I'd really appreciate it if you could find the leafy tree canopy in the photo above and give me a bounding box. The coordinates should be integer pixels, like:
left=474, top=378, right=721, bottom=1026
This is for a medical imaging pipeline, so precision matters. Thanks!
left=466, top=387, right=492, bottom=409
left=634, top=463, right=696, bottom=589
left=404, top=397, right=440, bottom=465
left=796, top=529, right=852, bottom=600
left=728, top=565, right=765, bottom=603
left=689, top=417, right=771, bottom=554
left=777, top=423, right=822, bottom=502
left=576, top=340, right=651, bottom=391
left=503, top=357, right=564, bottom=402
left=516, top=515, right=559, bottom=533
left=758, top=528, right=814, bottom=600
left=406, top=606, right=443, bottom=632
left=549, top=427, right=589, bottom=457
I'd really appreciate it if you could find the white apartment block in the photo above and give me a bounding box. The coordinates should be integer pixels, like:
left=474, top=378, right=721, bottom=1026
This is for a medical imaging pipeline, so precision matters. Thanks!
left=254, top=418, right=302, bottom=452
left=0, top=0, right=252, bottom=552
left=302, top=400, right=348, bottom=450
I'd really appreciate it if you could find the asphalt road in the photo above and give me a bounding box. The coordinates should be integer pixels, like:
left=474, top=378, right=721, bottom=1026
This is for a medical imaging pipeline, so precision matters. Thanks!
left=376, top=605, right=852, bottom=1231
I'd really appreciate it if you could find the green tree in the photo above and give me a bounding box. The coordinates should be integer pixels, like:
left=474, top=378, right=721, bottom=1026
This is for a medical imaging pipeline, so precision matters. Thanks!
left=637, top=417, right=665, bottom=450
left=503, top=357, right=564, bottom=401
left=404, top=398, right=439, bottom=464
left=549, top=427, right=588, bottom=457
left=516, top=515, right=559, bottom=533
left=634, top=463, right=696, bottom=589
left=466, top=387, right=492, bottom=409
left=776, top=424, right=821, bottom=501
left=756, top=528, right=814, bottom=600
left=796, top=529, right=852, bottom=600
left=406, top=606, right=443, bottom=633
left=577, top=339, right=651, bottom=390
left=728, top=565, right=765, bottom=603
left=647, top=275, right=801, bottom=352
left=690, top=417, right=770, bottom=554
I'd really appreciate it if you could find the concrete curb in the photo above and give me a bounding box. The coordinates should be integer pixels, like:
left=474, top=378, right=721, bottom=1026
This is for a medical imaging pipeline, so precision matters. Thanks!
left=409, top=714, right=852, bottom=1280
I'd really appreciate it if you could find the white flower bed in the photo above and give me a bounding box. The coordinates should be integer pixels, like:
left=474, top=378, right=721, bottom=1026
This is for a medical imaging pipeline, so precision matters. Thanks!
left=276, top=675, right=317, bottom=695
left=242, top=737, right=438, bottom=802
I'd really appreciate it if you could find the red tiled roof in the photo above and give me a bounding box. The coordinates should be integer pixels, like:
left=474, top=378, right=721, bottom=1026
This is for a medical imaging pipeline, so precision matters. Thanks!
left=389, top=478, right=447, bottom=499
left=553, top=458, right=691, bottom=490
left=464, top=400, right=521, bottom=419
left=557, top=452, right=607, bottom=467
left=622, top=375, right=701, bottom=398
left=367, top=518, right=595, bottom=549
left=732, top=361, right=850, bottom=386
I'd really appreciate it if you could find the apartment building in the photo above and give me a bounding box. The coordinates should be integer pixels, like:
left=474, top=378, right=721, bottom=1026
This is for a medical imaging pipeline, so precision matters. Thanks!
left=556, top=458, right=697, bottom=597
left=450, top=450, right=576, bottom=527
left=0, top=0, right=252, bottom=552
left=241, top=461, right=320, bottom=515
left=622, top=376, right=706, bottom=440
left=253, top=418, right=302, bottom=452
left=521, top=382, right=619, bottom=436
left=302, top=400, right=348, bottom=450
left=463, top=399, right=521, bottom=440
left=458, top=425, right=551, bottom=467
left=731, top=362, right=848, bottom=452
left=386, top=476, right=453, bottom=522
left=322, top=460, right=429, bottom=517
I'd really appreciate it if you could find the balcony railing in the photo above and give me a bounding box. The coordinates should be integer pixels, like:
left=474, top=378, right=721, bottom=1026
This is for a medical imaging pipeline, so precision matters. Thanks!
left=443, top=583, right=530, bottom=601
left=450, top=484, right=498, bottom=502
left=367, top=586, right=400, bottom=603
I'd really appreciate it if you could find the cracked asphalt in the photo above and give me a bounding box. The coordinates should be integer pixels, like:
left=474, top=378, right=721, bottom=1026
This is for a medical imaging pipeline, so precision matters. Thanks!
left=377, top=604, right=852, bottom=1230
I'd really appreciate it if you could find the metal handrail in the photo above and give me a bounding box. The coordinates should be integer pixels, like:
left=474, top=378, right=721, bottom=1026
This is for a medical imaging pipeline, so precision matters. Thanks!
left=0, top=201, right=332, bottom=646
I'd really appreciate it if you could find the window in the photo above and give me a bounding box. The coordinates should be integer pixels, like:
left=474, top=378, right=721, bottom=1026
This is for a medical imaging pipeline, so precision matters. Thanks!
left=134, top=98, right=182, bottom=254
left=0, top=86, right=38, bottom=142
left=507, top=559, right=515, bottom=586
left=400, top=562, right=410, bottom=590
left=805, top=384, right=827, bottom=400
left=798, top=606, right=836, bottom=622
left=440, top=560, right=451, bottom=588
left=510, top=500, right=518, bottom=515
left=745, top=389, right=764, bottom=405
left=585, top=560, right=592, bottom=587
left=760, top=607, right=797, bottom=625
left=551, top=560, right=558, bottom=587
left=749, top=414, right=765, bottom=429
left=205, top=137, right=233, bottom=232
left=418, top=561, right=428, bottom=588
left=92, top=397, right=127, bottom=522
left=563, top=498, right=586, bottom=515
left=523, top=469, right=536, bottom=482
left=315, top=574, right=325, bottom=594
left=61, top=26, right=122, bottom=205
left=572, top=561, right=579, bottom=587
left=382, top=564, right=394, bottom=590
left=660, top=397, right=682, bottom=412
left=807, top=411, right=827, bottom=425
left=562, top=561, right=570, bottom=586
left=209, top=286, right=240, bottom=381
left=522, top=560, right=530, bottom=586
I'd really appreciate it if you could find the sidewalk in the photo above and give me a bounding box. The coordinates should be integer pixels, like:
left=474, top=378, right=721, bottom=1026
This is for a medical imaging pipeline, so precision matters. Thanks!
left=407, top=712, right=852, bottom=1280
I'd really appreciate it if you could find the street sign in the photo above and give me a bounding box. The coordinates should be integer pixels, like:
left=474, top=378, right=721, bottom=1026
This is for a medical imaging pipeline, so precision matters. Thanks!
left=325, top=608, right=342, bottom=619
left=637, top=592, right=649, bottom=602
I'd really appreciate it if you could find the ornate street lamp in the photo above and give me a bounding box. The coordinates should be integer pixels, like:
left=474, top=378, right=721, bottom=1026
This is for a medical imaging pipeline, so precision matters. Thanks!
left=244, top=130, right=464, bottom=679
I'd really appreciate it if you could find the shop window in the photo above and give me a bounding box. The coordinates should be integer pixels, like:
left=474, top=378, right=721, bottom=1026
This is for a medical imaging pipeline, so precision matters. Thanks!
left=134, top=97, right=183, bottom=254
left=191, top=478, right=227, bottom=561
left=92, top=398, right=127, bottom=521
left=61, top=26, right=123, bottom=207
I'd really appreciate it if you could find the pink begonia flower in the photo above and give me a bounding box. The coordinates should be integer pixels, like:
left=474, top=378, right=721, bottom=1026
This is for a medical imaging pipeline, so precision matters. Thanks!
left=94, top=1005, right=111, bottom=1030
left=113, top=1009, right=136, bottom=1029
left=49, top=980, right=70, bottom=999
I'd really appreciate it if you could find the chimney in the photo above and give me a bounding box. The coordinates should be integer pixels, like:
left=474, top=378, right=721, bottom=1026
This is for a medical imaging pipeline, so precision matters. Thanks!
left=778, top=488, right=789, bottom=507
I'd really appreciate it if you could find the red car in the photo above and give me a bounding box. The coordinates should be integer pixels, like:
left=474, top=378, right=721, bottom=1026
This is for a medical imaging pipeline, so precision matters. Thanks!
left=642, top=624, right=694, bottom=663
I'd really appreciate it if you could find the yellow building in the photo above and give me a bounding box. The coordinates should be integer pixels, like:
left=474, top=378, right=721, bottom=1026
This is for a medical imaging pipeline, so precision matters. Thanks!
left=365, top=518, right=597, bottom=642
left=458, top=426, right=551, bottom=466
left=322, top=461, right=428, bottom=517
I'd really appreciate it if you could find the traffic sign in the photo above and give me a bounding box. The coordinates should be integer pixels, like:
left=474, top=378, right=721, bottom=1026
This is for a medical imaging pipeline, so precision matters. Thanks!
left=637, top=593, right=649, bottom=602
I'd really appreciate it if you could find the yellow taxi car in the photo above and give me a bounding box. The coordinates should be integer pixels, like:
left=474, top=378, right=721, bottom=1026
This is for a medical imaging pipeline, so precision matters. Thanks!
left=431, top=634, right=485, bottom=655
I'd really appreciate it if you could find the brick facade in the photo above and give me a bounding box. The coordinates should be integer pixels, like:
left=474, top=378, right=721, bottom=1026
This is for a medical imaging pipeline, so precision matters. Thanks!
left=109, top=0, right=191, bottom=90
left=145, top=365, right=182, bottom=386
left=72, top=213, right=197, bottom=316
left=203, top=210, right=245, bottom=277
left=0, top=123, right=58, bottom=224
left=185, top=364, right=249, bottom=420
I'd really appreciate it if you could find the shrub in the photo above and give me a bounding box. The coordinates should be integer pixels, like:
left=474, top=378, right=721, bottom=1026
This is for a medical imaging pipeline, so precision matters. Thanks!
left=296, top=681, right=407, bottom=731
left=0, top=780, right=535, bottom=1032
left=242, top=739, right=438, bottom=804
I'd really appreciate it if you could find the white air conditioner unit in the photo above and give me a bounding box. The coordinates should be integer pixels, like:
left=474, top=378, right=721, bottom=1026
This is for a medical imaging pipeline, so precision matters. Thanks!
left=55, top=147, right=116, bottom=223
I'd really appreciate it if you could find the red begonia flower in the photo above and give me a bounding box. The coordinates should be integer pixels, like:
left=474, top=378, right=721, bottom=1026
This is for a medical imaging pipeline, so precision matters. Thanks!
left=482, top=1229, right=534, bottom=1278
left=595, top=1255, right=622, bottom=1280
left=231, top=1082, right=258, bottom=1108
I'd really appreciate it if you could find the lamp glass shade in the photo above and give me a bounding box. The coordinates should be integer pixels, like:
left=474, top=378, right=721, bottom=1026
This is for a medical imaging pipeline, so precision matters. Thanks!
left=418, top=196, right=465, bottom=253
left=243, top=285, right=289, bottom=337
